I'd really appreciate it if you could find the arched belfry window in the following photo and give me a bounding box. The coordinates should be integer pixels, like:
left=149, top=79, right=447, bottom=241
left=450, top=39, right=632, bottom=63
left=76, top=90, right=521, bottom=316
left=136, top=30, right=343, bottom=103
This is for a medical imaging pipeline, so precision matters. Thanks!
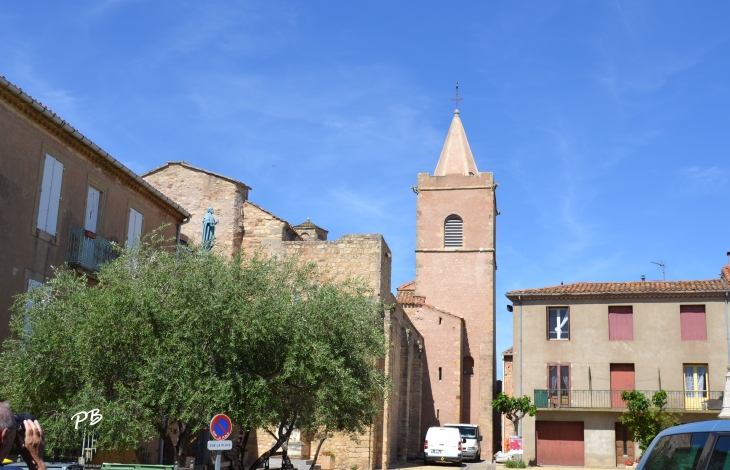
left=444, top=215, right=463, bottom=248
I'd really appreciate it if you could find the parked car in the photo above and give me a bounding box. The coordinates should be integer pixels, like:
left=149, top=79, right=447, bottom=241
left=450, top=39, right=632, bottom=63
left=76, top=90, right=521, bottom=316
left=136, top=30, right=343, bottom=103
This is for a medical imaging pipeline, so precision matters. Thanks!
left=444, top=424, right=481, bottom=461
left=424, top=426, right=462, bottom=465
left=637, top=419, right=730, bottom=469
left=6, top=462, right=83, bottom=470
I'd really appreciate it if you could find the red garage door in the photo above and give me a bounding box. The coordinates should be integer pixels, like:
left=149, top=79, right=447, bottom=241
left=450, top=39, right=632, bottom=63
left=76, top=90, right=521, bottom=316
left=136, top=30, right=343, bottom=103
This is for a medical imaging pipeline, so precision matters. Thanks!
left=536, top=421, right=584, bottom=466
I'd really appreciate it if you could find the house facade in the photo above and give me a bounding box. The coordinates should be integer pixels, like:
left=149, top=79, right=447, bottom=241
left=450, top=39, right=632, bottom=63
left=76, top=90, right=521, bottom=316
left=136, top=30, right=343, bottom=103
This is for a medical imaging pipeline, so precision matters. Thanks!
left=0, top=76, right=189, bottom=341
left=506, top=262, right=730, bottom=467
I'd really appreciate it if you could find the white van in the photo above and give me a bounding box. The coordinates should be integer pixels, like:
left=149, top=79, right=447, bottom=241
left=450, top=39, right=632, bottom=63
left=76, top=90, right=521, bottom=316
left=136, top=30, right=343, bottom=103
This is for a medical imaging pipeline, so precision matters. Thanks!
left=444, top=424, right=481, bottom=461
left=424, top=426, right=463, bottom=465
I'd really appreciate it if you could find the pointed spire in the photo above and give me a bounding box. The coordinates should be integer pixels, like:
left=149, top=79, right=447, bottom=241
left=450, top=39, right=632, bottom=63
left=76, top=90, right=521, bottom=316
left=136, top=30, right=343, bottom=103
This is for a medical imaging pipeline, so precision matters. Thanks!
left=434, top=109, right=478, bottom=176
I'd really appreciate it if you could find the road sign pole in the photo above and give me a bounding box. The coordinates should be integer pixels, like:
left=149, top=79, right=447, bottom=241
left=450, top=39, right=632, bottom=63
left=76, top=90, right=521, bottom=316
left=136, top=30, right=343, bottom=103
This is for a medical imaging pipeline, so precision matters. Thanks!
left=215, top=451, right=221, bottom=470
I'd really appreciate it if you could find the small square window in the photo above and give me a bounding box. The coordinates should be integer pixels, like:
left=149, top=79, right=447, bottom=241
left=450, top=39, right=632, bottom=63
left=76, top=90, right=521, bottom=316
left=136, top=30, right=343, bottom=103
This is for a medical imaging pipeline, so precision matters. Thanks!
left=548, top=307, right=570, bottom=340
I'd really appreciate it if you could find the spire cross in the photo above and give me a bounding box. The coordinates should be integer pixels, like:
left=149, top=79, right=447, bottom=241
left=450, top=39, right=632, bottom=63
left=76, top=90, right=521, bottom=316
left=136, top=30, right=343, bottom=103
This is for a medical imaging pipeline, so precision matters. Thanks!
left=451, top=82, right=463, bottom=109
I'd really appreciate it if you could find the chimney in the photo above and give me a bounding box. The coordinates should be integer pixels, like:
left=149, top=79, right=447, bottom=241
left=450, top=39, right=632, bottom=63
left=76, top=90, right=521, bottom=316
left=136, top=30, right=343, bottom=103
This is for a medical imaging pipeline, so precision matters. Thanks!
left=727, top=251, right=730, bottom=265
left=641, top=275, right=646, bottom=282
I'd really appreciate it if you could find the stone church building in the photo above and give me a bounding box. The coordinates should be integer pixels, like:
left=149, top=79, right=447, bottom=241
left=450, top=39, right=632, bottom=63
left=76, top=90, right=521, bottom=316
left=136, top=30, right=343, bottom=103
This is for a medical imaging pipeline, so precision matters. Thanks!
left=397, top=108, right=498, bottom=459
left=142, top=107, right=497, bottom=468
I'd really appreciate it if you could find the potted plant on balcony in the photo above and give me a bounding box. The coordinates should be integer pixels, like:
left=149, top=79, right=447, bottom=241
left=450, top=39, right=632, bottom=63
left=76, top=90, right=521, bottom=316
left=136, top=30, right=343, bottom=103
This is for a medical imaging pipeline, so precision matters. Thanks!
left=320, top=451, right=335, bottom=470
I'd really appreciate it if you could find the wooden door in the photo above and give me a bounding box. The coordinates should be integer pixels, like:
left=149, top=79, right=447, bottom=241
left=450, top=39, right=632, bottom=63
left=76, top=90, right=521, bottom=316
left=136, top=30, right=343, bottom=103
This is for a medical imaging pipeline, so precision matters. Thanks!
left=536, top=421, right=584, bottom=466
left=615, top=422, right=635, bottom=465
left=610, top=364, right=635, bottom=408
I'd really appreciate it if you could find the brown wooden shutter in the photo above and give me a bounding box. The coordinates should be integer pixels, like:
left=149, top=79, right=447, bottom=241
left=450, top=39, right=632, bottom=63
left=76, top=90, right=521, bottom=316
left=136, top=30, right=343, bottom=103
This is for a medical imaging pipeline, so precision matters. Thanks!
left=680, top=305, right=707, bottom=340
left=608, top=306, right=634, bottom=340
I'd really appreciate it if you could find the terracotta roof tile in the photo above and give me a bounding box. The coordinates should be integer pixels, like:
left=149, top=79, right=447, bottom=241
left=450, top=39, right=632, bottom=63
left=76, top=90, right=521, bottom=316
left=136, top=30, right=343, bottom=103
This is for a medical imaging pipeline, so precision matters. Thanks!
left=506, top=276, right=729, bottom=301
left=396, top=290, right=425, bottom=306
left=395, top=280, right=425, bottom=306
left=501, top=347, right=513, bottom=356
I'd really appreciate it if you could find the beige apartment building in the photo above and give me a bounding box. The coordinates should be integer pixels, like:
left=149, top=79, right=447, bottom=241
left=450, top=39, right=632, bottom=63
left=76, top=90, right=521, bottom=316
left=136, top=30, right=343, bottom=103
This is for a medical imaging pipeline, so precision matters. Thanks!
left=506, top=263, right=730, bottom=467
left=0, top=76, right=188, bottom=341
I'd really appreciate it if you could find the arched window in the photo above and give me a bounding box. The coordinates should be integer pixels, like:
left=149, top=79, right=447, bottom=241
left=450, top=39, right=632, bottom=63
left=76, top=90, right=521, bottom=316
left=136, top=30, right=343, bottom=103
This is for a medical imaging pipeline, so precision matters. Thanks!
left=463, top=356, right=474, bottom=376
left=444, top=215, right=463, bottom=248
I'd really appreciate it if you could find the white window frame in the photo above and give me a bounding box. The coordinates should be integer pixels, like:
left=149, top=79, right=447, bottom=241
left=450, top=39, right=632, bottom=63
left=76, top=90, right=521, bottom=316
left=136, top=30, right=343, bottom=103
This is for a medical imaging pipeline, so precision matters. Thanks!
left=548, top=307, right=570, bottom=340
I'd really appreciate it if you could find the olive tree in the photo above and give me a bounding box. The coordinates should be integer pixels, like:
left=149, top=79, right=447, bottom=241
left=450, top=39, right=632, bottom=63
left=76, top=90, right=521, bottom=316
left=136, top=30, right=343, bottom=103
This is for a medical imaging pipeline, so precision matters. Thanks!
left=0, top=230, right=388, bottom=468
left=492, top=393, right=536, bottom=437
left=619, top=390, right=680, bottom=452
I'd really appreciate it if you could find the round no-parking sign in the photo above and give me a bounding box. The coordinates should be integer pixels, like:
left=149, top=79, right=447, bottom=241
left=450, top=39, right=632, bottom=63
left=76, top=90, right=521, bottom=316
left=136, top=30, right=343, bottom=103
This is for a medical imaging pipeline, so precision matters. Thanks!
left=210, top=414, right=232, bottom=440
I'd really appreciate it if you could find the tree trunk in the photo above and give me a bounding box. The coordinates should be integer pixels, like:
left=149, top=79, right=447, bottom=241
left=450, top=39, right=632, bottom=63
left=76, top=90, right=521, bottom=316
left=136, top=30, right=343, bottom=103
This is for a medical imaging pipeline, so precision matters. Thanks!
left=247, top=421, right=296, bottom=470
left=234, top=430, right=251, bottom=470
left=308, top=428, right=328, bottom=470
left=176, top=423, right=192, bottom=467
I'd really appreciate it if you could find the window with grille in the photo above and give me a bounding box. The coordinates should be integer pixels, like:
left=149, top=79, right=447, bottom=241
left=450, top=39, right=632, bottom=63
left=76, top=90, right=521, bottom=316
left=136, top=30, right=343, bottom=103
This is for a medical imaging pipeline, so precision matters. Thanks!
left=444, top=215, right=463, bottom=248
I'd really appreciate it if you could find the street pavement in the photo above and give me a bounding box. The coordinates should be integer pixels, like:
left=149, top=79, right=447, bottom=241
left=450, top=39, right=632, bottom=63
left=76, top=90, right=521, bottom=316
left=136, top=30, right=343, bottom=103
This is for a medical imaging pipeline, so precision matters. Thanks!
left=387, top=459, right=619, bottom=470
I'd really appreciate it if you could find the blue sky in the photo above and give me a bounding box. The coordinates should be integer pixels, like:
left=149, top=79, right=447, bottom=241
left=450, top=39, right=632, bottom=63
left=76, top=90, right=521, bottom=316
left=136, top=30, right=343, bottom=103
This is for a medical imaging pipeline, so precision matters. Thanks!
left=3, top=2, right=730, bottom=378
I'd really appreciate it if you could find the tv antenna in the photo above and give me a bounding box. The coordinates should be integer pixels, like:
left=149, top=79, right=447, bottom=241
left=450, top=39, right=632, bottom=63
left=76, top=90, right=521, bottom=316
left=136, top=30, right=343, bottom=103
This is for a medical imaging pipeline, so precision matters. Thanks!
left=651, top=260, right=666, bottom=281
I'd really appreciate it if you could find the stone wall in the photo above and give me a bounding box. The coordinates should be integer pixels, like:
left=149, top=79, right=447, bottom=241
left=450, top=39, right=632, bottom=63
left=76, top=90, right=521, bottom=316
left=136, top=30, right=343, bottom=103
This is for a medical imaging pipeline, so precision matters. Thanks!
left=280, top=234, right=391, bottom=301
left=142, top=162, right=248, bottom=257
left=316, top=299, right=423, bottom=470
left=240, top=201, right=301, bottom=255
left=403, top=305, right=462, bottom=439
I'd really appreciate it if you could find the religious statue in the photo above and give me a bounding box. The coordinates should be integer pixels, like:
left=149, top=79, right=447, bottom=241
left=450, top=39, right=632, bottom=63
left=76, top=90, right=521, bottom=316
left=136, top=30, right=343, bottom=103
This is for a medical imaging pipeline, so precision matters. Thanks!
left=202, top=207, right=219, bottom=248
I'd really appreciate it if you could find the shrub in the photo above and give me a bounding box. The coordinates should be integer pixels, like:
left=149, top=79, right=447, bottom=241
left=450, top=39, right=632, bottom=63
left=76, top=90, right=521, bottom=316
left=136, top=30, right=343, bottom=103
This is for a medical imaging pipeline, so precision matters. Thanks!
left=505, top=459, right=526, bottom=468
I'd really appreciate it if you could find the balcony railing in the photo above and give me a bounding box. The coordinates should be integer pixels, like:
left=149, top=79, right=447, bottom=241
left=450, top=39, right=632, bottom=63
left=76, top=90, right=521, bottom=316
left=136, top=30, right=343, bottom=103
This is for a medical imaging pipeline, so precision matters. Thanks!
left=534, top=389, right=723, bottom=411
left=67, top=227, right=117, bottom=272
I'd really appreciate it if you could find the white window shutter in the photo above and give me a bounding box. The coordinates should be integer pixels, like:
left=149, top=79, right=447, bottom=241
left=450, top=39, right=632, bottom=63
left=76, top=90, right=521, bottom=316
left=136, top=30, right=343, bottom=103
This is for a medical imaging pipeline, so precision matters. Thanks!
left=37, top=154, right=64, bottom=235
left=85, top=187, right=101, bottom=233
left=36, top=155, right=54, bottom=231
left=127, top=208, right=143, bottom=249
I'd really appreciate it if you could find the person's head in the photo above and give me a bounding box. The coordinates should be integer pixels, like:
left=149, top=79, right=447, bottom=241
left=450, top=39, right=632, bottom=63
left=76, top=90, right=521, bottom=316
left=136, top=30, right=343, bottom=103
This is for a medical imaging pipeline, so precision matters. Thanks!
left=0, top=402, right=17, bottom=461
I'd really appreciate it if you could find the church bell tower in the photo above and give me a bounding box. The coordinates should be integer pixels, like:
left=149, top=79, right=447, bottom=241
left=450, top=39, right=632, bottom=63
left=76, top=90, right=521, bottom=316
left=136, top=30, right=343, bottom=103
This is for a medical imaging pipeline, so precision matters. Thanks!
left=415, top=106, right=497, bottom=455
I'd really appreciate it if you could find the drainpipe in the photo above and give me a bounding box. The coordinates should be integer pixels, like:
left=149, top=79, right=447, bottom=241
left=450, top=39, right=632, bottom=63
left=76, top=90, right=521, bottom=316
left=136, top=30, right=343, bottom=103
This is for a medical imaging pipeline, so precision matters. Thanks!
left=175, top=216, right=191, bottom=257
left=718, top=290, right=730, bottom=419
left=519, top=295, right=523, bottom=437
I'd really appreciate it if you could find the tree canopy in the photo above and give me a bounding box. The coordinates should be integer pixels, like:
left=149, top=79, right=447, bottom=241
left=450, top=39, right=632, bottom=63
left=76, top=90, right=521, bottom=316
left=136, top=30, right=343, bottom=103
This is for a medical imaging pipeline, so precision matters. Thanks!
left=619, top=390, right=680, bottom=452
left=492, top=393, right=536, bottom=437
left=0, top=232, right=388, bottom=467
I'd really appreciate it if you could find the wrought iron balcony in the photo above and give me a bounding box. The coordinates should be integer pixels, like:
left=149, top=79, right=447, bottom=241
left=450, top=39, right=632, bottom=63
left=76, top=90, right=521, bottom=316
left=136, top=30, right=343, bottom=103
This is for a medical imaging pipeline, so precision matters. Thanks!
left=534, top=389, right=723, bottom=411
left=66, top=227, right=117, bottom=272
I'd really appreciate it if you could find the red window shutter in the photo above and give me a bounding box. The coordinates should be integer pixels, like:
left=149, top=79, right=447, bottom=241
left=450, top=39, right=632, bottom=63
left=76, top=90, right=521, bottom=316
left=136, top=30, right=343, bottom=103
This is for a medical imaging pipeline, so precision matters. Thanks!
left=609, top=306, right=634, bottom=340
left=680, top=305, right=707, bottom=340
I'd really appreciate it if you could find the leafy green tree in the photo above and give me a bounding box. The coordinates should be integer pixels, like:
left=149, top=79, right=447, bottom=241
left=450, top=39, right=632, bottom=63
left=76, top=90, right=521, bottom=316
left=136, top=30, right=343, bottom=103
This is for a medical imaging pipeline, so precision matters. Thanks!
left=0, top=231, right=388, bottom=468
left=492, top=393, right=536, bottom=437
left=619, top=390, right=680, bottom=452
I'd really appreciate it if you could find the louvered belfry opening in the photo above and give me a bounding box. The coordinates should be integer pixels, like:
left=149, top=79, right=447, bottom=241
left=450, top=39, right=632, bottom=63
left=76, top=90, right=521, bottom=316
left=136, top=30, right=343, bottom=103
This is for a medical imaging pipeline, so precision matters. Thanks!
left=444, top=215, right=463, bottom=248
